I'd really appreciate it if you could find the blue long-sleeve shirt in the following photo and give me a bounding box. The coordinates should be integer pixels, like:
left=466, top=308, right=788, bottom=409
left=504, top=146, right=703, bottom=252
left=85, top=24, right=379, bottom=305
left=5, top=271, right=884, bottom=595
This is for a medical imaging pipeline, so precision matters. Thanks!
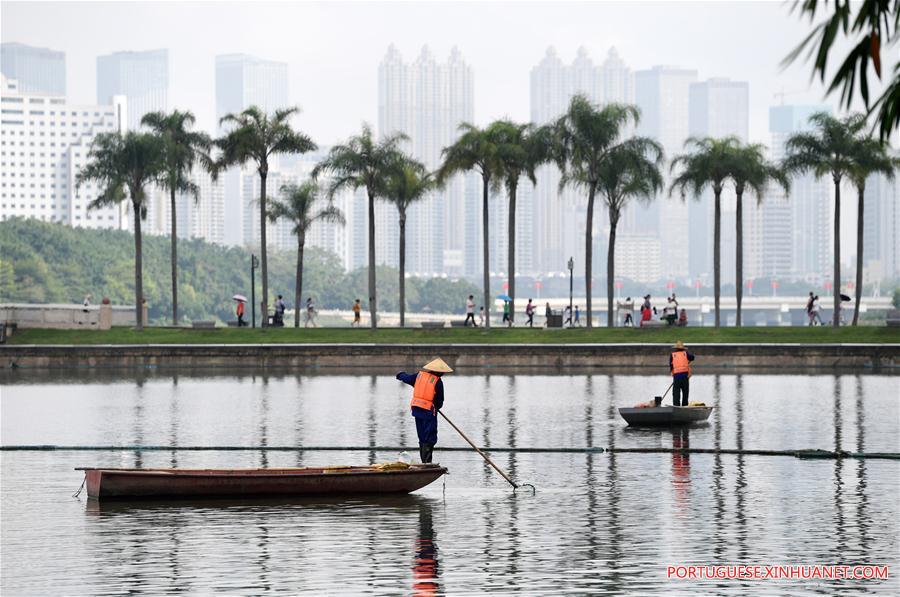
left=669, top=350, right=695, bottom=380
left=396, top=371, right=444, bottom=418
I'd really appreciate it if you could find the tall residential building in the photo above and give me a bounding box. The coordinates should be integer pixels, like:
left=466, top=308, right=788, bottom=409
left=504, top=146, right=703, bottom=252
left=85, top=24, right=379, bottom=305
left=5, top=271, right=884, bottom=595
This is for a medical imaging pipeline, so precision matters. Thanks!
left=1, top=43, right=66, bottom=96
left=768, top=104, right=833, bottom=280
left=215, top=53, right=289, bottom=247
left=96, top=49, right=168, bottom=131
left=687, top=77, right=749, bottom=284
left=170, top=170, right=225, bottom=245
left=862, top=173, right=899, bottom=284
left=377, top=45, right=474, bottom=276
left=530, top=46, right=634, bottom=277
left=1, top=74, right=126, bottom=228
left=633, top=65, right=698, bottom=281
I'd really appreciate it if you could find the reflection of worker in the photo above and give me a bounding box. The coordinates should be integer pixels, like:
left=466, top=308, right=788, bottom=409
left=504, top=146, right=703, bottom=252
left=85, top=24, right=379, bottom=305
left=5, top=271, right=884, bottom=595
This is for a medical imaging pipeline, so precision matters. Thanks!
left=413, top=504, right=440, bottom=596
left=672, top=428, right=691, bottom=508
left=669, top=340, right=695, bottom=406
left=396, top=358, right=453, bottom=464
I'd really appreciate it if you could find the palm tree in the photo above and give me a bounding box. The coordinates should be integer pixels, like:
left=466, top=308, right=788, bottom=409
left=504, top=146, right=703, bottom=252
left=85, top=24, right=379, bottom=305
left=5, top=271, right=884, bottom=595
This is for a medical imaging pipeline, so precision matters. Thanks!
left=384, top=157, right=439, bottom=327
left=782, top=112, right=867, bottom=328
left=491, top=120, right=550, bottom=324
left=552, top=95, right=643, bottom=328
left=596, top=138, right=665, bottom=327
left=141, top=110, right=212, bottom=326
left=847, top=139, right=896, bottom=325
left=670, top=136, right=741, bottom=328
left=76, top=131, right=166, bottom=330
left=268, top=182, right=345, bottom=327
left=312, top=124, right=407, bottom=329
left=213, top=106, right=316, bottom=325
left=439, top=124, right=501, bottom=328
left=729, top=143, right=790, bottom=327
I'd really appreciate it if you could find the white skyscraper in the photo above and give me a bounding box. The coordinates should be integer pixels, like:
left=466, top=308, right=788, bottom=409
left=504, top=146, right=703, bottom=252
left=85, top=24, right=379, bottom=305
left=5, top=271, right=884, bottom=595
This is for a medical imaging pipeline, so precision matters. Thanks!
left=96, top=50, right=168, bottom=131
left=862, top=173, right=899, bottom=284
left=768, top=104, right=833, bottom=281
left=1, top=42, right=66, bottom=96
left=633, top=65, right=698, bottom=281
left=687, top=77, right=749, bottom=284
left=215, top=53, right=289, bottom=247
left=1, top=74, right=126, bottom=229
left=529, top=46, right=634, bottom=277
left=377, top=45, right=474, bottom=276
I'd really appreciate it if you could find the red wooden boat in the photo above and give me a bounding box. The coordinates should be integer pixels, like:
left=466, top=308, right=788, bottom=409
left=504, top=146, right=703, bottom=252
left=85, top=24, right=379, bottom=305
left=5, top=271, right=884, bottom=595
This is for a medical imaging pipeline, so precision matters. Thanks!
left=77, top=464, right=447, bottom=500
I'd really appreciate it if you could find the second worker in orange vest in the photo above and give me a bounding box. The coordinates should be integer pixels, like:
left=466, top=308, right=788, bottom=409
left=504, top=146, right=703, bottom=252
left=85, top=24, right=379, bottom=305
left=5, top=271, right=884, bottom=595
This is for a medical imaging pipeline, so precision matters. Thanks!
left=669, top=340, right=695, bottom=406
left=396, top=358, right=453, bottom=464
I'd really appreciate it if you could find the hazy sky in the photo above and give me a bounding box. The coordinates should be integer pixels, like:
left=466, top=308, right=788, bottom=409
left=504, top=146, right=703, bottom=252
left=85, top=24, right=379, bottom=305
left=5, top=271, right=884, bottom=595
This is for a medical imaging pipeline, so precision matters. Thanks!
left=3, top=0, right=888, bottom=148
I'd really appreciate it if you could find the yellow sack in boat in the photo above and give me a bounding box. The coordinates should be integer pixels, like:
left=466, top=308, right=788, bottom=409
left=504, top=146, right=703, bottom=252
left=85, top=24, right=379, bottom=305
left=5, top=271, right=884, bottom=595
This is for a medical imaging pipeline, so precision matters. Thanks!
left=688, top=401, right=707, bottom=407
left=373, top=461, right=411, bottom=471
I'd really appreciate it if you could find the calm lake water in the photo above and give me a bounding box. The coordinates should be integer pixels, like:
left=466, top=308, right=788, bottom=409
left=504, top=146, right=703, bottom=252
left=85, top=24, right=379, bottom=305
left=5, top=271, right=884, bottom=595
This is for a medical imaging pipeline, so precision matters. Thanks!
left=2, top=369, right=898, bottom=595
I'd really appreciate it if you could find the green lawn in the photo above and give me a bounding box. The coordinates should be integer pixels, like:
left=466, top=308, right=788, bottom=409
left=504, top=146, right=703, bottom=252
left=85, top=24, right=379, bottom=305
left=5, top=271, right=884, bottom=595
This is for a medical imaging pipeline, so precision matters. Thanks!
left=6, top=325, right=898, bottom=345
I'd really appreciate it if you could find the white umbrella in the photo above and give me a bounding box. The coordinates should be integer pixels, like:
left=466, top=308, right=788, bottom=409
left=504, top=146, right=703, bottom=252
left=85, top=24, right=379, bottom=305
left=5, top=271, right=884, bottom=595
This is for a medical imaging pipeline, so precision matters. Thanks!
left=232, top=294, right=248, bottom=302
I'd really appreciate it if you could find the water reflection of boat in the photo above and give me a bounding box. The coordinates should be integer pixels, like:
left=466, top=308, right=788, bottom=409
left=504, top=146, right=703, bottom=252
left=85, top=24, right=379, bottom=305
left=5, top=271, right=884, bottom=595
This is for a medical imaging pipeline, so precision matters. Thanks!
left=618, top=406, right=713, bottom=427
left=78, top=464, right=447, bottom=501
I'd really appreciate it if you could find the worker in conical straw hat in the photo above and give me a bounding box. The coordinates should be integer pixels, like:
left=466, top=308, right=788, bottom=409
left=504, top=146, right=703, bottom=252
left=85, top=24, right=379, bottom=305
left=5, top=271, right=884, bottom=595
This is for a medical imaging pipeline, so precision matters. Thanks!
left=669, top=340, right=695, bottom=407
left=396, top=358, right=454, bottom=464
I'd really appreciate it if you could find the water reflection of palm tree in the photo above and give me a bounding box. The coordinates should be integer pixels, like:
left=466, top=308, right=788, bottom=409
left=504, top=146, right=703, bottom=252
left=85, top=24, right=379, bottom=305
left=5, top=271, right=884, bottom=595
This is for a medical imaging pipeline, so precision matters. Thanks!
left=711, top=375, right=726, bottom=561
left=412, top=501, right=440, bottom=596
left=169, top=373, right=180, bottom=468
left=481, top=374, right=493, bottom=483
left=258, top=374, right=270, bottom=468
left=734, top=375, right=749, bottom=560
left=853, top=376, right=870, bottom=552
left=833, top=375, right=847, bottom=554
left=294, top=375, right=305, bottom=467
left=503, top=376, right=521, bottom=582
left=133, top=373, right=146, bottom=468
left=368, top=375, right=377, bottom=465
left=603, top=375, right=624, bottom=588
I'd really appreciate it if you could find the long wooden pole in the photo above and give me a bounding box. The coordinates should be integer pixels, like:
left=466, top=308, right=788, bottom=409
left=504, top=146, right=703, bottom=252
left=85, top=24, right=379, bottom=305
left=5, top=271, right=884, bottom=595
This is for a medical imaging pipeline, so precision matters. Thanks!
left=438, top=410, right=518, bottom=489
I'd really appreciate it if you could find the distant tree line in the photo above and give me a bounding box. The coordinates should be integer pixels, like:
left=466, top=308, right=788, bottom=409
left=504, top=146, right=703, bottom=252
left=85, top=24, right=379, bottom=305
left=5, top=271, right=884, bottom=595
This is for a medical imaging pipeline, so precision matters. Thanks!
left=0, top=218, right=480, bottom=323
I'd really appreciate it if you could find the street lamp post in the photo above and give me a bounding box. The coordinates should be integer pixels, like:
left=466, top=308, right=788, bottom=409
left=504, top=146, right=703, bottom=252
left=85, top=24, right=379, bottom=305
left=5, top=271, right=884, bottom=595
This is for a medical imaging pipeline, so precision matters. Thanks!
left=567, top=256, right=574, bottom=327
left=251, top=254, right=259, bottom=328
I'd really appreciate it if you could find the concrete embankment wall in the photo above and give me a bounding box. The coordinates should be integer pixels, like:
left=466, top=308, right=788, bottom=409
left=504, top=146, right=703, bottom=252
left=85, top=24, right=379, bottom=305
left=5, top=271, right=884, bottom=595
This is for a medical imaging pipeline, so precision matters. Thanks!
left=2, top=343, right=898, bottom=370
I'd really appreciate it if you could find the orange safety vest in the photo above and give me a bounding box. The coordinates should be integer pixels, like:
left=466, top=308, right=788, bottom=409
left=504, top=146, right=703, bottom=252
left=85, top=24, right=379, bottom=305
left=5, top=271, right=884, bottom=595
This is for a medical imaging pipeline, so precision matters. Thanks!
left=410, top=371, right=439, bottom=413
left=671, top=350, right=691, bottom=376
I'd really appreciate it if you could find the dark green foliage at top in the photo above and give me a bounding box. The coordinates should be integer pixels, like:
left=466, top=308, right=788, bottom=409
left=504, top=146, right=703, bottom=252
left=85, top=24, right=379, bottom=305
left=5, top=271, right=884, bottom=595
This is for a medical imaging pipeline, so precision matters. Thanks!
left=0, top=219, right=480, bottom=322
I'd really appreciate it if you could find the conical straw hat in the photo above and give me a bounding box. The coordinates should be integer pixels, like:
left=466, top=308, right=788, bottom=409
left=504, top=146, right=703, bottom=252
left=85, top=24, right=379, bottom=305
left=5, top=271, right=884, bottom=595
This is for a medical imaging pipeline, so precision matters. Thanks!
left=422, top=358, right=454, bottom=373
left=673, top=340, right=685, bottom=349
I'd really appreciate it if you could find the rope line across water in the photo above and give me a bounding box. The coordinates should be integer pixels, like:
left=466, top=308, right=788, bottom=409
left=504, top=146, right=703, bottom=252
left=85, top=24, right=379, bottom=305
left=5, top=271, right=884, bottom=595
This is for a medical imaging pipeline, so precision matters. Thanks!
left=1, top=445, right=897, bottom=460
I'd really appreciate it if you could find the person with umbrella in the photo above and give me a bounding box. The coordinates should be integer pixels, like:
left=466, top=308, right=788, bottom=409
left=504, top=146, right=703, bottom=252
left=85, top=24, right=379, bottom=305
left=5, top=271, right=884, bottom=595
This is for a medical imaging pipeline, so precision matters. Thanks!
left=233, top=294, right=248, bottom=327
left=395, top=358, right=454, bottom=464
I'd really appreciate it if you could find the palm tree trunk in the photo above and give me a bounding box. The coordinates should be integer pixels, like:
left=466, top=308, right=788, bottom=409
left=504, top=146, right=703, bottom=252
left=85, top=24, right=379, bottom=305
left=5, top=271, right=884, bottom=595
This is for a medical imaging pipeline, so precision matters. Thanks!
left=585, top=185, right=595, bottom=329
left=853, top=182, right=865, bottom=326
left=833, top=175, right=841, bottom=328
left=713, top=187, right=721, bottom=328
left=735, top=188, right=744, bottom=328
left=507, top=181, right=517, bottom=324
left=259, top=167, right=269, bottom=327
left=133, top=199, right=144, bottom=331
left=367, top=189, right=377, bottom=329
left=170, top=187, right=178, bottom=326
left=295, top=235, right=304, bottom=328
left=606, top=203, right=619, bottom=328
left=482, top=174, right=491, bottom=329
left=399, top=211, right=406, bottom=328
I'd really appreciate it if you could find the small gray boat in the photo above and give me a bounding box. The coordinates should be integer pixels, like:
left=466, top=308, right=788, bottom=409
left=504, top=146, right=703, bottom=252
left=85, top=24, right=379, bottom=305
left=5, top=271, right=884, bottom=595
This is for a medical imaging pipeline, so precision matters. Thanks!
left=618, top=405, right=714, bottom=427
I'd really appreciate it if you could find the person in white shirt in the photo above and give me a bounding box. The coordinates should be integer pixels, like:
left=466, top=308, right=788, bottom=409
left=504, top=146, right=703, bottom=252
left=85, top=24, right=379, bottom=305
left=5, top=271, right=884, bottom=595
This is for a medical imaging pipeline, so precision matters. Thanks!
left=464, top=295, right=477, bottom=327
